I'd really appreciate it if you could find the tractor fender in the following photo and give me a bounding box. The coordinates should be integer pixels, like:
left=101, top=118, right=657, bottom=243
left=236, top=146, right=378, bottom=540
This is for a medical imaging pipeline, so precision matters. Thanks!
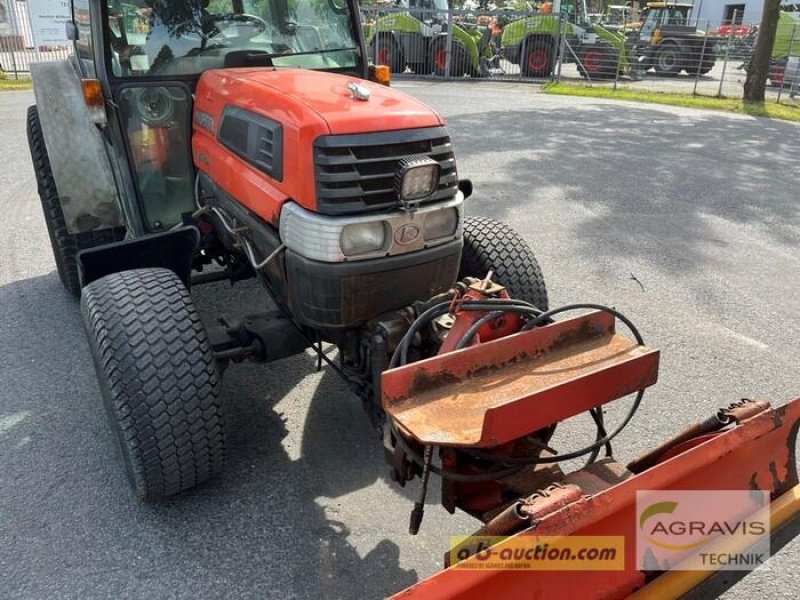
left=77, top=226, right=200, bottom=289
left=30, top=60, right=123, bottom=235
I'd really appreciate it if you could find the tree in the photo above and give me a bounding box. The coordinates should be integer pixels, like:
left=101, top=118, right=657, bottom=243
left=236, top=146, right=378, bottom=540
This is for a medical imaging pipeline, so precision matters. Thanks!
left=743, top=0, right=781, bottom=102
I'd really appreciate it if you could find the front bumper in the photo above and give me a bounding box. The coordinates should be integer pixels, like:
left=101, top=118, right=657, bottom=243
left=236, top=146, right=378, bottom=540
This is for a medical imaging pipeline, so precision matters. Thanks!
left=285, top=238, right=463, bottom=329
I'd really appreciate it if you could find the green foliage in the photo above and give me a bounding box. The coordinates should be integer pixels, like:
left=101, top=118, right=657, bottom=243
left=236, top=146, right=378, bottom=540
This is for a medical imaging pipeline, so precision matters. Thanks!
left=0, top=75, right=33, bottom=90
left=544, top=82, right=800, bottom=122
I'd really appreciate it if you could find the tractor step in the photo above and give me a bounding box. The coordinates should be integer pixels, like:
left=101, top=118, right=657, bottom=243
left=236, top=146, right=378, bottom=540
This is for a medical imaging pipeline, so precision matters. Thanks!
left=382, top=311, right=660, bottom=447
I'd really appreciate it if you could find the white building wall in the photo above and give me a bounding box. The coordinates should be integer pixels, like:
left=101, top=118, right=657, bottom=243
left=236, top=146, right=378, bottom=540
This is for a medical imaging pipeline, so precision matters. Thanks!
left=692, top=0, right=765, bottom=28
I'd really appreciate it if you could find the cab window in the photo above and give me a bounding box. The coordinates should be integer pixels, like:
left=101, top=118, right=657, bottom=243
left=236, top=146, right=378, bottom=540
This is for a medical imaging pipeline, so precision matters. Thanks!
left=106, top=0, right=360, bottom=77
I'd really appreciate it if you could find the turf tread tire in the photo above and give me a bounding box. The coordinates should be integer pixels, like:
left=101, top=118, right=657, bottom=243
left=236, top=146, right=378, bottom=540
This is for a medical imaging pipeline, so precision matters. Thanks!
left=82, top=268, right=225, bottom=500
left=26, top=105, right=123, bottom=297
left=460, top=216, right=549, bottom=311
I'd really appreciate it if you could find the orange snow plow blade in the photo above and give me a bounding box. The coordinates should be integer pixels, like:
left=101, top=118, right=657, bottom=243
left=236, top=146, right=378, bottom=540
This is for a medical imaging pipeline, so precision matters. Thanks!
left=391, top=397, right=800, bottom=600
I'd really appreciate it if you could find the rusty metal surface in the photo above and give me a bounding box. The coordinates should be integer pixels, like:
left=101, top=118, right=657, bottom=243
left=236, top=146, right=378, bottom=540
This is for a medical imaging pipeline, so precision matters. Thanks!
left=437, top=281, right=522, bottom=354
left=390, top=397, right=800, bottom=600
left=628, top=399, right=773, bottom=473
left=383, top=311, right=660, bottom=447
left=497, top=460, right=564, bottom=497
left=445, top=484, right=585, bottom=567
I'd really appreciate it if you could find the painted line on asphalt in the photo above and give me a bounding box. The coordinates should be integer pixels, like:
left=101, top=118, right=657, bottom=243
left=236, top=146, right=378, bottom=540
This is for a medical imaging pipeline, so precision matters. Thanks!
left=714, top=325, right=769, bottom=351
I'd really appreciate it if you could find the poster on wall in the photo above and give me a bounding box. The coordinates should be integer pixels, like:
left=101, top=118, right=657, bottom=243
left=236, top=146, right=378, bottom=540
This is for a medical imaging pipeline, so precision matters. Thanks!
left=28, top=0, right=71, bottom=47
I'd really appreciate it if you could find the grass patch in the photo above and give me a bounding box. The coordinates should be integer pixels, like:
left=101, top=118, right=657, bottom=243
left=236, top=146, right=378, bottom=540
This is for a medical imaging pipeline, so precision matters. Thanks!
left=0, top=71, right=32, bottom=91
left=543, top=82, right=800, bottom=123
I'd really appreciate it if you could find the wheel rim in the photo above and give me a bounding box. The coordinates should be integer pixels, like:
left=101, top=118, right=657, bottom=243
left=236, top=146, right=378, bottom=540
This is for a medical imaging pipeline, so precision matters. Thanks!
left=528, top=48, right=549, bottom=72
left=583, top=49, right=601, bottom=73
left=658, top=50, right=677, bottom=71
left=435, top=48, right=448, bottom=72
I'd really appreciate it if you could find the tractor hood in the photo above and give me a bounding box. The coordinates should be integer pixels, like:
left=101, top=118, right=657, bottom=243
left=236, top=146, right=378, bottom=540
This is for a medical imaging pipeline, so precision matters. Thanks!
left=200, top=68, right=444, bottom=135
left=193, top=68, right=450, bottom=223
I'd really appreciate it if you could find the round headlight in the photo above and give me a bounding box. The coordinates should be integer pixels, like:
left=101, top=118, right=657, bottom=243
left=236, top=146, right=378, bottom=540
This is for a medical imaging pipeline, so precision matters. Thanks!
left=133, top=87, right=175, bottom=126
left=340, top=222, right=388, bottom=257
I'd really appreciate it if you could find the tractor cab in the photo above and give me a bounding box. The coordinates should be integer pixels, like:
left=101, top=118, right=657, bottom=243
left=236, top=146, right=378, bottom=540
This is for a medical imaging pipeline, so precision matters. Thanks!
left=637, top=2, right=693, bottom=43
left=628, top=2, right=715, bottom=75
left=66, top=0, right=370, bottom=235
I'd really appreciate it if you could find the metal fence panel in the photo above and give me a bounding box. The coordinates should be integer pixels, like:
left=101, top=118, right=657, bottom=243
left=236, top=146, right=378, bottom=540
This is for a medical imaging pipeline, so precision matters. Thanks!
left=3, top=0, right=795, bottom=105
left=360, top=4, right=799, bottom=105
left=361, top=6, right=561, bottom=82
left=0, top=0, right=72, bottom=77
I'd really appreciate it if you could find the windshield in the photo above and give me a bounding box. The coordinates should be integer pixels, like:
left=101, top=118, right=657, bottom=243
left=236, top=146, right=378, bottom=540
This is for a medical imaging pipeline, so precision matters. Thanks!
left=106, top=0, right=360, bottom=76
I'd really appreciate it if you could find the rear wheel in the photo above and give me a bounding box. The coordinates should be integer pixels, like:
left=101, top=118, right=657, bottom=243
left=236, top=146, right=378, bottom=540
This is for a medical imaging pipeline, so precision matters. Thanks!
left=370, top=35, right=404, bottom=73
left=26, top=105, right=123, bottom=297
left=698, top=60, right=714, bottom=75
left=578, top=44, right=618, bottom=80
left=459, top=216, right=549, bottom=311
left=82, top=268, right=226, bottom=500
left=520, top=37, right=555, bottom=78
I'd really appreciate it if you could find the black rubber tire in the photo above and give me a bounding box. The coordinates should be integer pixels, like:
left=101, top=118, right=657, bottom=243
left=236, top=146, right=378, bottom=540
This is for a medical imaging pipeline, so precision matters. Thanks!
left=578, top=44, right=619, bottom=80
left=26, top=105, right=123, bottom=297
left=82, top=268, right=226, bottom=500
left=654, top=43, right=682, bottom=76
left=520, top=37, right=555, bottom=78
left=370, top=34, right=404, bottom=73
left=411, top=58, right=433, bottom=76
left=432, top=39, right=470, bottom=77
left=459, top=216, right=549, bottom=311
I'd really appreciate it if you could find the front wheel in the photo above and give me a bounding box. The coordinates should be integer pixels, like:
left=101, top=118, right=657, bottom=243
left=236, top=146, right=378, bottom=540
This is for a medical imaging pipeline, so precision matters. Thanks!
left=82, top=268, right=226, bottom=500
left=459, top=216, right=549, bottom=311
left=654, top=43, right=682, bottom=76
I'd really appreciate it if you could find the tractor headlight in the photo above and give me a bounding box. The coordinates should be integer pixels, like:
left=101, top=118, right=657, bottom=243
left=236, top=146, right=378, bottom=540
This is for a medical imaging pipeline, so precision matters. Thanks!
left=395, top=156, right=441, bottom=203
left=133, top=87, right=176, bottom=126
left=279, top=195, right=462, bottom=263
left=424, top=207, right=458, bottom=241
left=340, top=222, right=388, bottom=256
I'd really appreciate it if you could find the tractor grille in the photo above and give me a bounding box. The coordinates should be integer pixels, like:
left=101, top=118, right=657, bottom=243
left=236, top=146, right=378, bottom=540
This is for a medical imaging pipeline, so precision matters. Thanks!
left=314, top=127, right=458, bottom=215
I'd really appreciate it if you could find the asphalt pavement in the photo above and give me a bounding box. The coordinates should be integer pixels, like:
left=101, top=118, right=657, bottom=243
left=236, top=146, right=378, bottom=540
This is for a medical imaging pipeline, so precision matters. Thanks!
left=1, top=83, right=799, bottom=599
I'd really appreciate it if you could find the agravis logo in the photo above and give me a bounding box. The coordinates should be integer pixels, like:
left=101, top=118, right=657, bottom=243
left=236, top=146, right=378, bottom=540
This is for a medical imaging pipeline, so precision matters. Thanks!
left=636, top=490, right=770, bottom=571
left=639, top=500, right=767, bottom=552
left=639, top=500, right=708, bottom=551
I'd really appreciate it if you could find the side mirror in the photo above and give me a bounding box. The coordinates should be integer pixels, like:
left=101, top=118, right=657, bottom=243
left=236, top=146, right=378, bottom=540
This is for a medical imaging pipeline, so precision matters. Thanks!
left=66, top=21, right=79, bottom=41
left=457, top=179, right=473, bottom=199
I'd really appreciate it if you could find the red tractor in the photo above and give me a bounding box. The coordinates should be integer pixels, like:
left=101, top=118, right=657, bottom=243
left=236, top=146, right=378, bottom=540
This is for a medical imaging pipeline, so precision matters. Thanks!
left=27, top=0, right=799, bottom=597
left=29, top=0, right=548, bottom=501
